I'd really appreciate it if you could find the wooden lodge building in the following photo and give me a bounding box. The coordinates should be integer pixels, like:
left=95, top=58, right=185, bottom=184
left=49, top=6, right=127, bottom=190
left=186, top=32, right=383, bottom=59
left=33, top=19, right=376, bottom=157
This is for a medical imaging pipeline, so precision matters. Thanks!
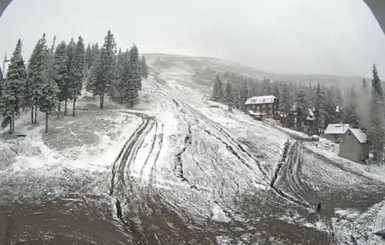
left=245, top=95, right=278, bottom=120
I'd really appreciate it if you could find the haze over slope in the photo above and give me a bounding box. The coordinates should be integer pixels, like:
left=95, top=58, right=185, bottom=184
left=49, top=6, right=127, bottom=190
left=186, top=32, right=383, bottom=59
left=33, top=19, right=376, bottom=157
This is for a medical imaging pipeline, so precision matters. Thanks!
left=145, top=53, right=367, bottom=89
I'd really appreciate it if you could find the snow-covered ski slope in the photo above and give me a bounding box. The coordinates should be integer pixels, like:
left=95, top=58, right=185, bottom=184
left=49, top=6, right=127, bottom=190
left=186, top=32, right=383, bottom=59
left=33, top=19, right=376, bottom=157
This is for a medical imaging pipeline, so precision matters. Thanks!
left=1, top=53, right=385, bottom=244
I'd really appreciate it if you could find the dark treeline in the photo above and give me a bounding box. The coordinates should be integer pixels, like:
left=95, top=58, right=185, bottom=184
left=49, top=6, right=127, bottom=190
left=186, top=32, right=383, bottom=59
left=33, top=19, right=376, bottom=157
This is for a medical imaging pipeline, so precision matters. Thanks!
left=212, top=66, right=385, bottom=160
left=0, top=30, right=148, bottom=133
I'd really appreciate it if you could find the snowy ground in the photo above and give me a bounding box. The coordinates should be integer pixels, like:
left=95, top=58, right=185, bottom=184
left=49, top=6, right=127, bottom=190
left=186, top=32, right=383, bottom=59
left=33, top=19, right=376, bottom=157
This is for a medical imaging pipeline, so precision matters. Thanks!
left=0, top=53, right=385, bottom=244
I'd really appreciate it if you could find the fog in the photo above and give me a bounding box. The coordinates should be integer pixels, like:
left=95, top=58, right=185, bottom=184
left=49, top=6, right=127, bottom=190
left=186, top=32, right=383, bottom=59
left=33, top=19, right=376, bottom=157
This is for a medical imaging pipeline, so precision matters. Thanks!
left=1, top=0, right=385, bottom=78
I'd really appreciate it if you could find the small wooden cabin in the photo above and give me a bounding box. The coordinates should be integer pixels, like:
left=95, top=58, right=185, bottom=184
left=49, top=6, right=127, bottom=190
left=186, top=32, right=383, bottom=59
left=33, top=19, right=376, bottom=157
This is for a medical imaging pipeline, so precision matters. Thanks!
left=339, top=128, right=369, bottom=162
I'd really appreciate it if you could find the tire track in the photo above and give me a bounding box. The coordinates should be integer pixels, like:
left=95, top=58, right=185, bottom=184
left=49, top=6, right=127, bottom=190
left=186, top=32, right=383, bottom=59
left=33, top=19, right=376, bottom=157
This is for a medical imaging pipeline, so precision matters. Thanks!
left=109, top=118, right=148, bottom=195
left=180, top=100, right=313, bottom=210
left=174, top=123, right=192, bottom=182
left=270, top=141, right=312, bottom=209
left=180, top=101, right=268, bottom=179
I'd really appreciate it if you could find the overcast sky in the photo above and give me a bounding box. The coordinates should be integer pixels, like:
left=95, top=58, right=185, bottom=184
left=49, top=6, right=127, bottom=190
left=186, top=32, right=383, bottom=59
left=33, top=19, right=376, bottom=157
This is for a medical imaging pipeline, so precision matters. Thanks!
left=0, top=0, right=385, bottom=78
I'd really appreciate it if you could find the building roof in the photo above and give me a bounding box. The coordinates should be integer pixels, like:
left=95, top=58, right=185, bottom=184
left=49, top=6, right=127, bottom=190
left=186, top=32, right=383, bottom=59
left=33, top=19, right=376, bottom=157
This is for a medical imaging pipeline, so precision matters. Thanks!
left=324, top=124, right=351, bottom=135
left=245, top=95, right=277, bottom=105
left=346, top=128, right=367, bottom=143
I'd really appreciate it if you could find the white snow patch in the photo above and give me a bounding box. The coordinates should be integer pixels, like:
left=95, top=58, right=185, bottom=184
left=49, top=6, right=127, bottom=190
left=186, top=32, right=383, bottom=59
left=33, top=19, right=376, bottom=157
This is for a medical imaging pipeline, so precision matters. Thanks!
left=211, top=203, right=231, bottom=223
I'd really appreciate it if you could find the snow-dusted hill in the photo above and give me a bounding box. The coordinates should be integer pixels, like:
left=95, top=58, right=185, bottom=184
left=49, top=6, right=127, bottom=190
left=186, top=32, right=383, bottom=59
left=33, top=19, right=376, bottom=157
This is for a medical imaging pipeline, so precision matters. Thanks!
left=145, top=53, right=367, bottom=89
left=0, top=53, right=384, bottom=244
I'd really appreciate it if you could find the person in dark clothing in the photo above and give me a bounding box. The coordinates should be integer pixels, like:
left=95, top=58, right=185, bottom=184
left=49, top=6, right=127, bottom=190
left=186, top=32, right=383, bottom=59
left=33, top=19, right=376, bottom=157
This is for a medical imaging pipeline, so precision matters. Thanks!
left=316, top=202, right=322, bottom=213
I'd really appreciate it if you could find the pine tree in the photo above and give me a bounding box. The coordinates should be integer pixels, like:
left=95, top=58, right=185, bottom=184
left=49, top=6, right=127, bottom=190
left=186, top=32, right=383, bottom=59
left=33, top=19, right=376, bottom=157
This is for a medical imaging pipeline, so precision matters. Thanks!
left=52, top=41, right=67, bottom=114
left=272, top=84, right=280, bottom=98
left=358, top=78, right=371, bottom=127
left=71, top=36, right=85, bottom=116
left=85, top=43, right=92, bottom=70
left=224, top=81, right=234, bottom=111
left=295, top=88, right=308, bottom=127
left=239, top=81, right=249, bottom=111
left=39, top=80, right=58, bottom=133
left=90, top=43, right=100, bottom=68
left=140, top=55, right=148, bottom=78
left=280, top=83, right=291, bottom=113
left=95, top=30, right=116, bottom=109
left=323, top=88, right=338, bottom=126
left=0, top=67, right=3, bottom=100
left=127, top=45, right=141, bottom=107
left=64, top=38, right=76, bottom=115
left=1, top=39, right=27, bottom=132
left=86, top=63, right=99, bottom=97
left=114, top=49, right=128, bottom=103
left=369, top=64, right=385, bottom=161
left=344, top=86, right=359, bottom=127
left=130, top=45, right=141, bottom=89
left=26, top=33, right=49, bottom=124
left=120, top=50, right=136, bottom=105
left=314, top=83, right=325, bottom=129
left=233, top=86, right=240, bottom=109
left=212, top=75, right=223, bottom=101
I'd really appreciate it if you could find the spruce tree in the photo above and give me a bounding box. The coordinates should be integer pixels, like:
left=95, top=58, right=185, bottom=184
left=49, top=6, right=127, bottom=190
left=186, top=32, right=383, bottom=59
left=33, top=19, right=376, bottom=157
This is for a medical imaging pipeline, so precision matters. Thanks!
left=1, top=39, right=27, bottom=132
left=295, top=88, right=308, bottom=127
left=224, top=81, right=234, bottom=111
left=344, top=86, right=359, bottom=127
left=71, top=36, right=85, bottom=116
left=120, top=50, right=135, bottom=105
left=369, top=64, right=385, bottom=161
left=140, top=55, right=148, bottom=78
left=39, top=80, right=58, bottom=133
left=115, top=49, right=127, bottom=103
left=127, top=45, right=141, bottom=107
left=0, top=67, right=3, bottom=100
left=26, top=33, right=49, bottom=124
left=85, top=43, right=92, bottom=69
left=129, top=45, right=141, bottom=90
left=52, top=41, right=67, bottom=114
left=65, top=38, right=77, bottom=115
left=90, top=43, right=100, bottom=68
left=212, top=75, right=223, bottom=101
left=96, top=30, right=116, bottom=109
left=86, top=63, right=99, bottom=98
left=323, top=88, right=338, bottom=126
left=239, top=81, right=249, bottom=111
left=280, top=83, right=291, bottom=113
left=314, top=83, right=325, bottom=129
left=358, top=78, right=371, bottom=127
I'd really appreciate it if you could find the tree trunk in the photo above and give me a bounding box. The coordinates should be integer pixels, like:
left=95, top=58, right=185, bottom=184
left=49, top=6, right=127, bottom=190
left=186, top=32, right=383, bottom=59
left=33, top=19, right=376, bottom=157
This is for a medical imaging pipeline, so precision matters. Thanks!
left=45, top=112, right=48, bottom=133
left=58, top=101, right=61, bottom=115
left=12, top=110, right=15, bottom=133
left=100, top=92, right=104, bottom=109
left=9, top=116, right=12, bottom=134
left=73, top=97, right=76, bottom=116
left=64, top=98, right=68, bottom=116
left=31, top=106, right=34, bottom=124
left=34, top=105, right=38, bottom=124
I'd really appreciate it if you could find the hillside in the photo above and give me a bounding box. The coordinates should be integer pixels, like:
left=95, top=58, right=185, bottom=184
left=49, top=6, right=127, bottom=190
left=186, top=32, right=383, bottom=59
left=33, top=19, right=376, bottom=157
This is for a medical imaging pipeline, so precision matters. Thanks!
left=145, top=53, right=367, bottom=89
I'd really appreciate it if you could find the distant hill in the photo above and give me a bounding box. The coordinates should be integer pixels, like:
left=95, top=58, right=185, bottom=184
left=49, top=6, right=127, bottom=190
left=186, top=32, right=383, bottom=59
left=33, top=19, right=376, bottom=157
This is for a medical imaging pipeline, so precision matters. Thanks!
left=145, top=53, right=368, bottom=89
